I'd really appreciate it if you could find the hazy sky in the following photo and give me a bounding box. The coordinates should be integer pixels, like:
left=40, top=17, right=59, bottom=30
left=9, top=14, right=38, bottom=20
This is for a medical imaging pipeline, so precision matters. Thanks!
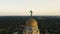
left=0, top=0, right=60, bottom=16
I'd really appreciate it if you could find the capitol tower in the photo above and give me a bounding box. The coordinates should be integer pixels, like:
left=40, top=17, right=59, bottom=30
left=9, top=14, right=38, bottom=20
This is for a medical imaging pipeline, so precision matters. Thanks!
left=23, top=10, right=40, bottom=34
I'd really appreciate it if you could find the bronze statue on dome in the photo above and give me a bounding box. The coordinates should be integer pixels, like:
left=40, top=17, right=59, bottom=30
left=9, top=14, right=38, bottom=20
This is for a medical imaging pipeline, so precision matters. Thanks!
left=30, top=10, right=33, bottom=18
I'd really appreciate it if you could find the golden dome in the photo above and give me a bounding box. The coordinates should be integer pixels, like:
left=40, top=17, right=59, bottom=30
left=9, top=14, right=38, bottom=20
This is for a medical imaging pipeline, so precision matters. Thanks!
left=26, top=18, right=38, bottom=27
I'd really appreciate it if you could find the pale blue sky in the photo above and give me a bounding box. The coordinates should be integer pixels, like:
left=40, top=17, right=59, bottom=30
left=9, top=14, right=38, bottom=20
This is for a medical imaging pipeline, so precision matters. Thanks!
left=0, top=0, right=60, bottom=16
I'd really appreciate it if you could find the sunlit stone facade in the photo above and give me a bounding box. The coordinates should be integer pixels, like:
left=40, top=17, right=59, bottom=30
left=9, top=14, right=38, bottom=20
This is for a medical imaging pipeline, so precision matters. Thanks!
left=23, top=18, right=40, bottom=34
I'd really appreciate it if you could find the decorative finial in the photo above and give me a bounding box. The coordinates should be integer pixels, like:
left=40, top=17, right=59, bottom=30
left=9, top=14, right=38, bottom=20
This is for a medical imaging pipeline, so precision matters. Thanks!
left=30, top=10, right=33, bottom=18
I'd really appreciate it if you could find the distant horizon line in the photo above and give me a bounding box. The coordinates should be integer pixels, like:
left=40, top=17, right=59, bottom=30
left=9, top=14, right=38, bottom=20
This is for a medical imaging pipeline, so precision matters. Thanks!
left=0, top=15, right=60, bottom=16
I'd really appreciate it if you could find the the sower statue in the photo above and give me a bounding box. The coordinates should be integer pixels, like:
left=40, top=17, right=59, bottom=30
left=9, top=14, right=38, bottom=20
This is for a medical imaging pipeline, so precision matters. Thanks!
left=30, top=10, right=33, bottom=17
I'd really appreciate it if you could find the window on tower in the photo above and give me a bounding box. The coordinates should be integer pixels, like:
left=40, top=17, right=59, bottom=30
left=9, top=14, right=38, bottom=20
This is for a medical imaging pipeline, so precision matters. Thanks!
left=29, top=27, right=32, bottom=31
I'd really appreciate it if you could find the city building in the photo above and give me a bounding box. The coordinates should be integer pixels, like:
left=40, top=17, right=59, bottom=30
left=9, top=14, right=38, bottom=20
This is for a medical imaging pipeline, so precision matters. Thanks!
left=23, top=10, right=40, bottom=34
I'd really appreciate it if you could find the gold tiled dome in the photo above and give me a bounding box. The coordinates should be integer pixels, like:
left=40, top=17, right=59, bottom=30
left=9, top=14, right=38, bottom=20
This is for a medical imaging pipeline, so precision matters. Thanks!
left=26, top=18, right=38, bottom=27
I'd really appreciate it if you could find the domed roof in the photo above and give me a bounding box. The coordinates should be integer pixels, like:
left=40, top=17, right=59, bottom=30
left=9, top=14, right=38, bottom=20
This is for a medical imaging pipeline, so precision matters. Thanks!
left=26, top=18, right=38, bottom=27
